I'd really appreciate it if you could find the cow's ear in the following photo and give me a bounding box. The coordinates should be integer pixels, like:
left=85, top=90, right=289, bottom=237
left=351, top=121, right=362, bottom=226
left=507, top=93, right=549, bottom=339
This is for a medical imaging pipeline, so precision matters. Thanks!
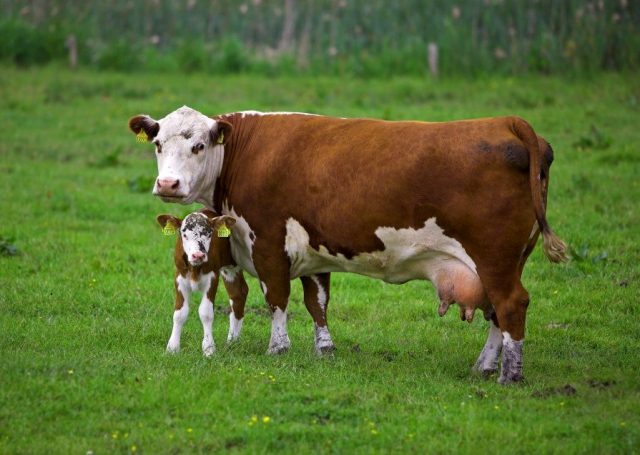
left=129, top=115, right=160, bottom=142
left=211, top=120, right=232, bottom=145
left=156, top=214, right=182, bottom=229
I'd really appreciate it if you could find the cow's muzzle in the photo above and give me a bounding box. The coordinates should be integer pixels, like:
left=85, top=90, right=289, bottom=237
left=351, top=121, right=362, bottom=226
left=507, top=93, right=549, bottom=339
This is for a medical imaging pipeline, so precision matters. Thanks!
left=154, top=178, right=187, bottom=201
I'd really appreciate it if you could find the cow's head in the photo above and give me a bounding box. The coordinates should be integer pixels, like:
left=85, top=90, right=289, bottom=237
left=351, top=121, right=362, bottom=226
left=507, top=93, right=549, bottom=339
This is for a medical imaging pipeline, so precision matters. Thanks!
left=129, top=106, right=232, bottom=205
left=156, top=210, right=236, bottom=267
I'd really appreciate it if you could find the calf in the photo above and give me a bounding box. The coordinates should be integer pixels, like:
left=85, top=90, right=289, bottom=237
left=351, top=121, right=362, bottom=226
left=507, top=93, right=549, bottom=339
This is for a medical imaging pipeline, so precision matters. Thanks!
left=157, top=210, right=247, bottom=356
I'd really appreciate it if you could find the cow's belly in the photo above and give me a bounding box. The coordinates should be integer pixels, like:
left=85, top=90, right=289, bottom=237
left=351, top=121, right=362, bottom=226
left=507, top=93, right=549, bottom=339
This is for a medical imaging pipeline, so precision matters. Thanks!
left=284, top=217, right=478, bottom=284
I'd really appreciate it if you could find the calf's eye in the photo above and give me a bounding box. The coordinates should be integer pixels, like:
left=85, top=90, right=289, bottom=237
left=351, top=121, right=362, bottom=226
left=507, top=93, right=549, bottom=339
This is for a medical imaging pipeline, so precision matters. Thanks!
left=192, top=143, right=205, bottom=154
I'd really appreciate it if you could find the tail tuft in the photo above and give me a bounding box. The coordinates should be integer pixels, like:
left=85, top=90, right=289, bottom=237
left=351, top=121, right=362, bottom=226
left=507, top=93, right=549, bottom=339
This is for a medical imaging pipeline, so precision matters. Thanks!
left=542, top=229, right=569, bottom=263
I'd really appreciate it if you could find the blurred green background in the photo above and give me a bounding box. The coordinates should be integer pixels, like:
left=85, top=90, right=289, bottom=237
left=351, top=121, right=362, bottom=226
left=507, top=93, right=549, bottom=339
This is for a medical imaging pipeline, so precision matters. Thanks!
left=1, top=0, right=639, bottom=76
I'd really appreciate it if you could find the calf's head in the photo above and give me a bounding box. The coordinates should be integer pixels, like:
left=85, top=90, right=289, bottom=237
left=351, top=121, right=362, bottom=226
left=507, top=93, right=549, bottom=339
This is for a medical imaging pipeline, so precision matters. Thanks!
left=157, top=211, right=236, bottom=267
left=129, top=106, right=232, bottom=205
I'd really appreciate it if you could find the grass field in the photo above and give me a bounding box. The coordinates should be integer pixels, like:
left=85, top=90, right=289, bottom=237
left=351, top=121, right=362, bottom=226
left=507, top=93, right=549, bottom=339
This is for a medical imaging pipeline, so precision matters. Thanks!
left=1, top=66, right=639, bottom=454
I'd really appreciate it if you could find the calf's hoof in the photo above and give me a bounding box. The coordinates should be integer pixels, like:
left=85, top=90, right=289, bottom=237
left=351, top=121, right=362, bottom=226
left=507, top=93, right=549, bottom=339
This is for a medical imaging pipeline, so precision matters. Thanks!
left=315, top=343, right=336, bottom=357
left=267, top=344, right=290, bottom=355
left=202, top=345, right=215, bottom=357
left=166, top=343, right=180, bottom=354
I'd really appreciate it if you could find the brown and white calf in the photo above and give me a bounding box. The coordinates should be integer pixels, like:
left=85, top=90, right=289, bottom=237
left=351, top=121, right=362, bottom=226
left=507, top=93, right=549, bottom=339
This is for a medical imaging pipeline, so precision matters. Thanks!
left=156, top=210, right=247, bottom=356
left=132, top=107, right=568, bottom=383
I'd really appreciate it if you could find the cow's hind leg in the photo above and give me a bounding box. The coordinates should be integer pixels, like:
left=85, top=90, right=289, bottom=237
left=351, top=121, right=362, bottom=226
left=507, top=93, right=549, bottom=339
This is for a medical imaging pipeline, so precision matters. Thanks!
left=301, top=273, right=335, bottom=355
left=485, top=279, right=529, bottom=384
left=473, top=315, right=502, bottom=376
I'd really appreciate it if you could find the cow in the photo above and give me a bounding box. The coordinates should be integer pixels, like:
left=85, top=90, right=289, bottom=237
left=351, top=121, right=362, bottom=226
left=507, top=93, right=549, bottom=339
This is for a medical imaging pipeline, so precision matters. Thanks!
left=130, top=106, right=568, bottom=384
left=156, top=210, right=247, bottom=356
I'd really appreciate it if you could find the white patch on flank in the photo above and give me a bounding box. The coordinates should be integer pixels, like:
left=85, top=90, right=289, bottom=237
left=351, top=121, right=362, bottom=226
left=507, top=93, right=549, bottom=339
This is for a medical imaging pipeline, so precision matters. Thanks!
left=474, top=320, right=502, bottom=373
left=222, top=201, right=258, bottom=277
left=153, top=106, right=226, bottom=205
left=220, top=265, right=241, bottom=283
left=267, top=308, right=290, bottom=354
left=260, top=281, right=268, bottom=295
left=284, top=217, right=477, bottom=284
left=314, top=324, right=334, bottom=354
left=310, top=275, right=327, bottom=311
left=227, top=299, right=244, bottom=343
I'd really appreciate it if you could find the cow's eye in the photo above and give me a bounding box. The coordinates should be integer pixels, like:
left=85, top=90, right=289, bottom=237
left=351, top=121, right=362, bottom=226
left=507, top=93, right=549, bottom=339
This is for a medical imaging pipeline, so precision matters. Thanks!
left=154, top=141, right=162, bottom=153
left=192, top=143, right=205, bottom=154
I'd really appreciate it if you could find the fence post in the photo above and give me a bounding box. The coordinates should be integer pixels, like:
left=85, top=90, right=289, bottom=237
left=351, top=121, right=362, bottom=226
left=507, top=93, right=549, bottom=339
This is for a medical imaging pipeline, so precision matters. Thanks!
left=428, top=42, right=438, bottom=77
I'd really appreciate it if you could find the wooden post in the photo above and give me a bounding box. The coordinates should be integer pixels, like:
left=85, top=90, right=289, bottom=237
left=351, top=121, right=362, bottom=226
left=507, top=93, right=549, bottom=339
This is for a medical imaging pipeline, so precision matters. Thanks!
left=66, top=34, right=77, bottom=70
left=428, top=42, right=438, bottom=77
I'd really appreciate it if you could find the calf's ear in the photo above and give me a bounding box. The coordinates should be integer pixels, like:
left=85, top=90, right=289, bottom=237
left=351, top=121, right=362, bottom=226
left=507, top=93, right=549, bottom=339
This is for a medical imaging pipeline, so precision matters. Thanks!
left=129, top=115, right=160, bottom=141
left=210, top=120, right=232, bottom=145
left=156, top=214, right=182, bottom=229
left=210, top=215, right=236, bottom=229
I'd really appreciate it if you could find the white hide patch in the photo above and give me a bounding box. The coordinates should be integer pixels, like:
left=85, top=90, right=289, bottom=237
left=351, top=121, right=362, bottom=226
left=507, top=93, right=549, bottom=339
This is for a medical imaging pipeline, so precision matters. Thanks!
left=474, top=320, right=502, bottom=373
left=310, top=275, right=327, bottom=311
left=220, top=265, right=241, bottom=283
left=235, top=110, right=321, bottom=118
left=267, top=307, right=290, bottom=354
left=284, top=217, right=478, bottom=284
left=154, top=106, right=226, bottom=205
left=177, top=271, right=215, bottom=293
left=222, top=201, right=258, bottom=277
left=260, top=281, right=268, bottom=295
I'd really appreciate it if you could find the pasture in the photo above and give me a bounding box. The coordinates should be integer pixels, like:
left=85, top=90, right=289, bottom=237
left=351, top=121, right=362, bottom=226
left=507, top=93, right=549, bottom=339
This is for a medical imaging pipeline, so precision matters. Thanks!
left=0, top=66, right=639, bottom=453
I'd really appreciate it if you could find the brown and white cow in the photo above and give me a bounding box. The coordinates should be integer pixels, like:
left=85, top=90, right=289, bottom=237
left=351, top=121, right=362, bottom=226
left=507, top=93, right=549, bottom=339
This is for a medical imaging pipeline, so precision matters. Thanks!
left=131, top=107, right=568, bottom=383
left=156, top=210, right=247, bottom=356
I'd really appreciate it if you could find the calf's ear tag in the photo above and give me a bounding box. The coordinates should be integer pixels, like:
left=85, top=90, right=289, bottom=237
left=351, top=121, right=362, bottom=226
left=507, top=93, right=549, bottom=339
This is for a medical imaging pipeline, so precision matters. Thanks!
left=162, top=223, right=176, bottom=236
left=217, top=222, right=231, bottom=238
left=217, top=131, right=224, bottom=144
left=136, top=129, right=149, bottom=143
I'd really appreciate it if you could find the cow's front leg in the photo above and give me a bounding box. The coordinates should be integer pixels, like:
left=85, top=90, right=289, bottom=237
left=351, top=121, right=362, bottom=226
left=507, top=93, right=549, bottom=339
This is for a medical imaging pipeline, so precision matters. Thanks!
left=199, top=273, right=219, bottom=357
left=301, top=273, right=335, bottom=355
left=221, top=266, right=248, bottom=343
left=167, top=275, right=190, bottom=353
left=473, top=316, right=502, bottom=376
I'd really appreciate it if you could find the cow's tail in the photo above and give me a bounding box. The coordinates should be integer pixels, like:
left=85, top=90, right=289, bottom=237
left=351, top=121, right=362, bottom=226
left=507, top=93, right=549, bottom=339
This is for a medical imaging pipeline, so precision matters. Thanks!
left=510, top=117, right=569, bottom=263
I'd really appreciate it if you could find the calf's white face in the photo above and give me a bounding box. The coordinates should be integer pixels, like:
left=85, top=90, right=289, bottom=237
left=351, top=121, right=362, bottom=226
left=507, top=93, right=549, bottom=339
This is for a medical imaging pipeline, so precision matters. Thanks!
left=180, top=213, right=214, bottom=266
left=129, top=106, right=231, bottom=206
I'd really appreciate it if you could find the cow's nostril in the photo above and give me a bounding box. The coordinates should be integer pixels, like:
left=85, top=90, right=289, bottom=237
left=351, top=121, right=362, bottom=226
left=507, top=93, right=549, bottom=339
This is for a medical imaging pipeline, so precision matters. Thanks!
left=171, top=180, right=180, bottom=189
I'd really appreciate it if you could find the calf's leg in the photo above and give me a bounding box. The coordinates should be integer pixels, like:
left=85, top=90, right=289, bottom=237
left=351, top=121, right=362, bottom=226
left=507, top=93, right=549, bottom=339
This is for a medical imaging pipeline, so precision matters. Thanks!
left=301, top=273, right=335, bottom=355
left=167, top=276, right=190, bottom=353
left=199, top=274, right=219, bottom=357
left=222, top=268, right=249, bottom=342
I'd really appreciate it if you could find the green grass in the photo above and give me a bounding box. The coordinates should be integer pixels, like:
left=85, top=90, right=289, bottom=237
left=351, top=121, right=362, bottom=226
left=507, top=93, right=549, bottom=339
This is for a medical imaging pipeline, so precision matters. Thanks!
left=0, top=66, right=639, bottom=454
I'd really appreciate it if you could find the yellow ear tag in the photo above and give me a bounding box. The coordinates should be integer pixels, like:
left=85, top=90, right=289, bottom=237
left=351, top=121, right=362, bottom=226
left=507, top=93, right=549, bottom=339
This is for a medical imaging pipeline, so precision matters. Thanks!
left=136, top=129, right=149, bottom=143
left=217, top=131, right=224, bottom=144
left=217, top=223, right=231, bottom=238
left=162, top=223, right=176, bottom=236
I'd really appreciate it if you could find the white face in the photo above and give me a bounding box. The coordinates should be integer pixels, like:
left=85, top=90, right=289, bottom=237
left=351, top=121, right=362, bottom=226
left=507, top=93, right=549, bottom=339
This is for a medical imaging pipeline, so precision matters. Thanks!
left=180, top=213, right=214, bottom=266
left=152, top=106, right=224, bottom=205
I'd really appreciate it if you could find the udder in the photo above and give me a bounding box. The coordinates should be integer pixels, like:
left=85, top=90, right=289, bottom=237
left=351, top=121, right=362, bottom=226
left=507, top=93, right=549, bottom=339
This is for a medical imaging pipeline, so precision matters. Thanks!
left=433, top=263, right=491, bottom=323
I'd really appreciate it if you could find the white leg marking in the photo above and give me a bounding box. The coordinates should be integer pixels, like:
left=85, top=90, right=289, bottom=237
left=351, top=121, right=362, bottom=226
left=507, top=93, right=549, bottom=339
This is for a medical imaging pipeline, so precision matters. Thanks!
left=267, top=308, right=290, bottom=355
left=499, top=331, right=524, bottom=384
left=310, top=275, right=327, bottom=311
left=314, top=323, right=335, bottom=355
left=227, top=299, right=244, bottom=342
left=167, top=301, right=189, bottom=354
left=260, top=281, right=268, bottom=295
left=473, top=320, right=502, bottom=374
left=198, top=296, right=215, bottom=357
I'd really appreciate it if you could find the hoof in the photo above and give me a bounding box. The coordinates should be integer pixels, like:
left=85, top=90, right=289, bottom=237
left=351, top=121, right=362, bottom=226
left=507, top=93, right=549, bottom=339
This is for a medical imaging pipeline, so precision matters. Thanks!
left=498, top=372, right=525, bottom=385
left=166, top=345, right=180, bottom=354
left=315, top=343, right=336, bottom=356
left=472, top=365, right=498, bottom=378
left=202, top=346, right=215, bottom=357
left=267, top=344, right=290, bottom=355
